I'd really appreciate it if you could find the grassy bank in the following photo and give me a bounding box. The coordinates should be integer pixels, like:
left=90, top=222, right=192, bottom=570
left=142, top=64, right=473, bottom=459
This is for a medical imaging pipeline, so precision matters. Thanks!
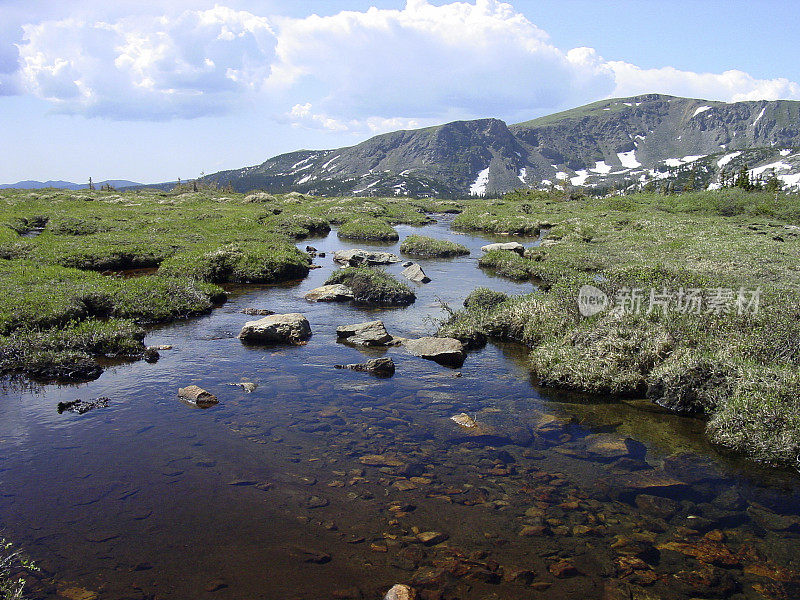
left=337, top=217, right=399, bottom=241
left=325, top=267, right=415, bottom=306
left=441, top=188, right=800, bottom=465
left=400, top=234, right=469, bottom=257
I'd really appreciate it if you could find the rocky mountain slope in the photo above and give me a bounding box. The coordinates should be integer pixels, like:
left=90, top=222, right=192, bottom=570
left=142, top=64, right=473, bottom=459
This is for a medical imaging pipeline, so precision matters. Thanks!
left=202, top=94, right=800, bottom=196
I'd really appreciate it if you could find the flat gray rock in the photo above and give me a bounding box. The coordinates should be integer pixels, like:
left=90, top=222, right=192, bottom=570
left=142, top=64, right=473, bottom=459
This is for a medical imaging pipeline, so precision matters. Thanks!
left=404, top=337, right=465, bottom=367
left=333, top=249, right=401, bottom=266
left=480, top=242, right=524, bottom=255
left=304, top=284, right=354, bottom=302
left=238, top=313, right=311, bottom=345
left=401, top=263, right=430, bottom=283
left=336, top=320, right=397, bottom=346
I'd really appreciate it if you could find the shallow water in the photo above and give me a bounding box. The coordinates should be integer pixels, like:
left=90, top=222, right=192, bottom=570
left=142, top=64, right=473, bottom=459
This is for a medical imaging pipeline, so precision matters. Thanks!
left=1, top=217, right=799, bottom=600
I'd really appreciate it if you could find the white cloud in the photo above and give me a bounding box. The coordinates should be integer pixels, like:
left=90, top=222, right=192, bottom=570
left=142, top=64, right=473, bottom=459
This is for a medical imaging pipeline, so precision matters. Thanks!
left=17, top=6, right=277, bottom=119
left=609, top=62, right=800, bottom=102
left=8, top=0, right=800, bottom=126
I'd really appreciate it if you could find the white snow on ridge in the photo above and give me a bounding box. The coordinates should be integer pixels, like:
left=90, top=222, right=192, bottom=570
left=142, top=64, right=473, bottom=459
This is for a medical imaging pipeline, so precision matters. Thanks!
left=717, top=152, right=741, bottom=168
left=470, top=167, right=490, bottom=196
left=290, top=162, right=314, bottom=174
left=297, top=174, right=312, bottom=185
left=571, top=170, right=590, bottom=186
left=590, top=160, right=612, bottom=174
left=750, top=161, right=791, bottom=177
left=617, top=150, right=641, bottom=169
left=753, top=106, right=766, bottom=127
left=780, top=149, right=791, bottom=156
left=664, top=159, right=683, bottom=167
left=779, top=173, right=800, bottom=188
left=541, top=179, right=552, bottom=186
left=692, top=106, right=712, bottom=118
left=555, top=171, right=569, bottom=180
left=682, top=155, right=706, bottom=163
left=321, top=155, right=339, bottom=171
left=518, top=168, right=527, bottom=183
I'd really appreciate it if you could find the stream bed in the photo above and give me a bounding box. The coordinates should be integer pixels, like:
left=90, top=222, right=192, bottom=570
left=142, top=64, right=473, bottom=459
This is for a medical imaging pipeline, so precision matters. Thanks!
left=1, top=217, right=799, bottom=600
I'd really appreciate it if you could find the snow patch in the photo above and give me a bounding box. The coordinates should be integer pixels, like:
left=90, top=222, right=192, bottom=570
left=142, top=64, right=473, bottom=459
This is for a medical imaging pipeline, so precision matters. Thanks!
left=664, top=159, right=683, bottom=167
left=321, top=156, right=339, bottom=171
left=780, top=149, right=791, bottom=156
left=297, top=174, right=312, bottom=185
left=750, top=161, right=791, bottom=177
left=753, top=106, right=766, bottom=127
left=691, top=106, right=712, bottom=118
left=682, top=155, right=706, bottom=163
left=291, top=156, right=314, bottom=170
left=290, top=162, right=314, bottom=174
left=717, top=152, right=742, bottom=167
left=617, top=150, right=640, bottom=169
left=541, top=179, right=552, bottom=186
left=470, top=167, right=490, bottom=196
left=779, top=173, right=800, bottom=188
left=590, top=161, right=612, bottom=174
left=571, top=170, right=590, bottom=186
left=517, top=168, right=527, bottom=183
left=555, top=171, right=569, bottom=180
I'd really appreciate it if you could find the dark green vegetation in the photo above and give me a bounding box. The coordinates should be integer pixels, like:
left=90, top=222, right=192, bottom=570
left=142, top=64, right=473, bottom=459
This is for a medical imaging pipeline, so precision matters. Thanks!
left=337, top=217, right=399, bottom=242
left=441, top=187, right=800, bottom=465
left=399, top=234, right=469, bottom=257
left=325, top=267, right=415, bottom=306
left=0, top=189, right=433, bottom=380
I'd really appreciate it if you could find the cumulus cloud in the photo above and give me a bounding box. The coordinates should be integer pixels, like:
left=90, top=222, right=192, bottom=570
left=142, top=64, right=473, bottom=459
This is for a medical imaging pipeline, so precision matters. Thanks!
left=17, top=6, right=277, bottom=119
left=7, top=0, right=800, bottom=126
left=610, top=62, right=800, bottom=102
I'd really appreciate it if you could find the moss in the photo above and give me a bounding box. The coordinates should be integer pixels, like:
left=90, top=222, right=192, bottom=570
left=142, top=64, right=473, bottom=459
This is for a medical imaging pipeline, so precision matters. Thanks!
left=400, top=235, right=469, bottom=257
left=478, top=249, right=537, bottom=281
left=325, top=266, right=415, bottom=306
left=158, top=241, right=310, bottom=284
left=337, top=217, right=399, bottom=241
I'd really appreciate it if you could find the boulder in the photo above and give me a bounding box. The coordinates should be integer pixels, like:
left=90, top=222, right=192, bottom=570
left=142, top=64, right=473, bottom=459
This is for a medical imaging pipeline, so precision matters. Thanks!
left=178, top=385, right=219, bottom=408
left=335, top=358, right=396, bottom=377
left=304, top=284, right=354, bottom=302
left=336, top=320, right=397, bottom=346
left=384, top=584, right=416, bottom=600
left=404, top=337, right=466, bottom=367
left=333, top=249, right=401, bottom=266
left=238, top=313, right=311, bottom=345
left=401, top=263, right=430, bottom=283
left=480, top=242, right=524, bottom=255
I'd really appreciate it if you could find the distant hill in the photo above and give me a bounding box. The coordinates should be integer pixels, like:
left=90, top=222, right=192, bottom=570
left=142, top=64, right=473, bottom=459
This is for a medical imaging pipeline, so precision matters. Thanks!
left=0, top=179, right=141, bottom=190
left=200, top=94, right=800, bottom=196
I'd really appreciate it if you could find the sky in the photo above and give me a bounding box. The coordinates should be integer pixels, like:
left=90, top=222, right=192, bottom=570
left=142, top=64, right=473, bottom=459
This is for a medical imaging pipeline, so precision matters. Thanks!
left=1, top=0, right=799, bottom=184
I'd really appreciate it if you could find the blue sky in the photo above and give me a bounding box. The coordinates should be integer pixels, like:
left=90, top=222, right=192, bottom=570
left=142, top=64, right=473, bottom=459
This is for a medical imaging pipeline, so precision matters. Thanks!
left=1, top=0, right=799, bottom=184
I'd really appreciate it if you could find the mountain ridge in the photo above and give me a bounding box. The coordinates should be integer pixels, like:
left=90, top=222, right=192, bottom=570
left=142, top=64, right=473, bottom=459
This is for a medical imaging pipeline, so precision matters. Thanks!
left=199, top=93, right=800, bottom=196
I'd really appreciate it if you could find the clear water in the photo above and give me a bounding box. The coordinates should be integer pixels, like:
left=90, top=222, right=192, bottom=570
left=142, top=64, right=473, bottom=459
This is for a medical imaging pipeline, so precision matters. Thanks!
left=1, top=218, right=799, bottom=600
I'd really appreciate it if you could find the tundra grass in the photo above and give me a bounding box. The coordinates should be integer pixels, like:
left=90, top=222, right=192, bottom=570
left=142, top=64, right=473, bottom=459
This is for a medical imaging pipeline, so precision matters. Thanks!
left=325, top=266, right=415, bottom=306
left=442, top=188, right=800, bottom=466
left=337, top=217, right=399, bottom=242
left=399, top=235, right=469, bottom=258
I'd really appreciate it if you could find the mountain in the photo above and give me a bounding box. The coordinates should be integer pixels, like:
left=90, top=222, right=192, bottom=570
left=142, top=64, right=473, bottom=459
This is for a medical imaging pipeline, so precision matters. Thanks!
left=0, top=179, right=142, bottom=190
left=202, top=94, right=800, bottom=196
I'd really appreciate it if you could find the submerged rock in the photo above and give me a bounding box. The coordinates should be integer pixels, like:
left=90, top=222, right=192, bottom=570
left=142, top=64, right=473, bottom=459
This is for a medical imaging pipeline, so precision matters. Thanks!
left=238, top=313, right=311, bottom=345
left=404, top=337, right=466, bottom=367
left=304, top=284, right=354, bottom=302
left=143, top=347, right=160, bottom=363
left=383, top=584, right=416, bottom=600
left=241, top=308, right=275, bottom=316
left=401, top=263, right=430, bottom=283
left=178, top=385, right=219, bottom=408
left=333, top=248, right=401, bottom=266
left=57, top=397, right=110, bottom=414
left=336, top=320, right=397, bottom=346
left=480, top=242, right=524, bottom=255
left=335, top=357, right=396, bottom=377
left=227, top=382, right=258, bottom=393
left=451, top=413, right=477, bottom=428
